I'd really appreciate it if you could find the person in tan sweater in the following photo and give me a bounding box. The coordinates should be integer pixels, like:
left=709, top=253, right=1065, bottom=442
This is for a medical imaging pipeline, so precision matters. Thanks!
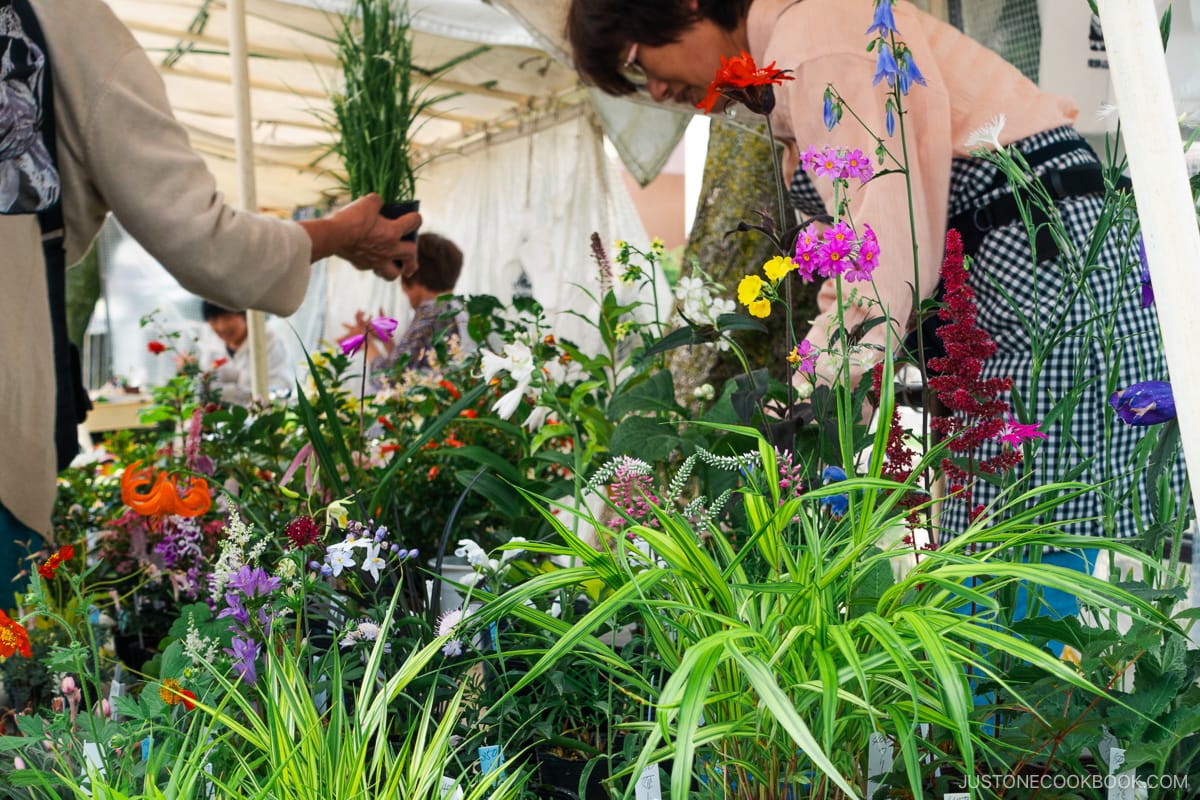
left=0, top=0, right=421, bottom=592
left=567, top=0, right=1180, bottom=614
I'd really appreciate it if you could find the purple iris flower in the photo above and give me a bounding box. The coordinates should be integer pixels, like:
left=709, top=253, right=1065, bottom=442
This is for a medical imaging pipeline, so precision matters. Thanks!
left=1138, top=237, right=1154, bottom=308
left=217, top=592, right=250, bottom=627
left=227, top=635, right=259, bottom=684
left=873, top=44, right=899, bottom=87
left=1110, top=380, right=1175, bottom=426
left=866, top=1, right=899, bottom=37
left=226, top=565, right=281, bottom=598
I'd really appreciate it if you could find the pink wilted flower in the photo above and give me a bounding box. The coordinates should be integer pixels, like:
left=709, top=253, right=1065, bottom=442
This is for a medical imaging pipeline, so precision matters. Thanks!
left=995, top=417, right=1049, bottom=447
left=340, top=316, right=399, bottom=356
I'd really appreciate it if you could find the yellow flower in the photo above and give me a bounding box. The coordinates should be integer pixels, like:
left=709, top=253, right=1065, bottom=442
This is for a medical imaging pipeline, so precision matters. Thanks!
left=748, top=298, right=772, bottom=318
left=737, top=274, right=765, bottom=306
left=786, top=346, right=800, bottom=364
left=650, top=237, right=664, bottom=251
left=763, top=256, right=796, bottom=281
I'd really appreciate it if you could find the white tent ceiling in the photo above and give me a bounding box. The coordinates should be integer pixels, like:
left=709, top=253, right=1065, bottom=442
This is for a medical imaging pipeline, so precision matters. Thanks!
left=101, top=0, right=691, bottom=210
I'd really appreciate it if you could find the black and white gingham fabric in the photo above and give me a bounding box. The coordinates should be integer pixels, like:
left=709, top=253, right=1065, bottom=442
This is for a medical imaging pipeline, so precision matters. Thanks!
left=788, top=167, right=829, bottom=220
left=936, top=126, right=1185, bottom=544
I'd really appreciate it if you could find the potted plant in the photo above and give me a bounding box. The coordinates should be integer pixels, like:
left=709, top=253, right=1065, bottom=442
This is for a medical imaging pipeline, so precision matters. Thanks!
left=328, top=0, right=466, bottom=233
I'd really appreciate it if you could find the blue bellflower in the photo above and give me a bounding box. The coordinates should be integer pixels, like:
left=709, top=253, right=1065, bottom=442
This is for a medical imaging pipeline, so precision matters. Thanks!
left=1110, top=380, right=1175, bottom=426
left=872, top=43, right=899, bottom=87
left=865, top=1, right=899, bottom=38
left=823, top=93, right=838, bottom=130
left=896, top=50, right=927, bottom=95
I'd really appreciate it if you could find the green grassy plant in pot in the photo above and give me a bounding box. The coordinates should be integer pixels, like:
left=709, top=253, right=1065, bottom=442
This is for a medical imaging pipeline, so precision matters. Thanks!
left=329, top=0, right=471, bottom=241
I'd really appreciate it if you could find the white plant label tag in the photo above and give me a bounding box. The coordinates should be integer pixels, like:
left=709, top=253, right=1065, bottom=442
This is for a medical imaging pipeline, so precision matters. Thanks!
left=1107, top=747, right=1136, bottom=800
left=867, top=731, right=894, bottom=798
left=943, top=794, right=971, bottom=800
left=440, top=775, right=464, bottom=800
left=635, top=765, right=662, bottom=800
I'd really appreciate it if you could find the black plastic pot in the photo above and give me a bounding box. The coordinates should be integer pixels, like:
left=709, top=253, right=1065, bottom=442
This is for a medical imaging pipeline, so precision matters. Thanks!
left=534, top=751, right=609, bottom=800
left=380, top=198, right=421, bottom=243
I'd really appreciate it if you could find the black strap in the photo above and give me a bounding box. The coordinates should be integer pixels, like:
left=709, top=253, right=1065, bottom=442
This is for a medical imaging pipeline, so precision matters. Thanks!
left=948, top=163, right=1132, bottom=259
left=12, top=0, right=90, bottom=471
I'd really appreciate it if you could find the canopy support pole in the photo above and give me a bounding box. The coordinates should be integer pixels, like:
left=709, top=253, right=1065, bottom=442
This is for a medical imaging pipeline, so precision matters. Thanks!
left=1096, top=0, right=1200, bottom=512
left=226, top=0, right=269, bottom=400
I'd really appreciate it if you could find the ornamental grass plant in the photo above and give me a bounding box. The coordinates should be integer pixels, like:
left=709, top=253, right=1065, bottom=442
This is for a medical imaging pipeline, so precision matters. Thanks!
left=328, top=0, right=477, bottom=204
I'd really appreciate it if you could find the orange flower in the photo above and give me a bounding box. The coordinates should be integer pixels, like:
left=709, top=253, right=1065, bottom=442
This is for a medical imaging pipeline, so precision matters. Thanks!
left=121, top=461, right=212, bottom=519
left=37, top=545, right=75, bottom=580
left=160, top=678, right=197, bottom=710
left=147, top=341, right=168, bottom=355
left=460, top=409, right=479, bottom=419
left=697, top=51, right=793, bottom=114
left=0, top=610, right=32, bottom=658
left=427, top=465, right=440, bottom=480
left=438, top=379, right=461, bottom=399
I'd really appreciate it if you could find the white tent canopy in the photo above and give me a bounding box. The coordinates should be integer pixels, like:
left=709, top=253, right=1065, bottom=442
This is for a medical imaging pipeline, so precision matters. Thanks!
left=101, top=0, right=690, bottom=208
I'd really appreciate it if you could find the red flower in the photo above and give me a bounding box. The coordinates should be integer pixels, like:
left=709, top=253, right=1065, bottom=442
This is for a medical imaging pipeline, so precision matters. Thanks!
left=147, top=341, right=168, bottom=355
left=697, top=51, right=794, bottom=114
left=460, top=409, right=479, bottom=419
left=438, top=379, right=461, bottom=399
left=0, top=610, right=32, bottom=659
left=160, top=679, right=197, bottom=710
left=211, top=357, right=228, bottom=369
left=284, top=516, right=321, bottom=550
left=427, top=465, right=440, bottom=480
left=37, top=544, right=76, bottom=580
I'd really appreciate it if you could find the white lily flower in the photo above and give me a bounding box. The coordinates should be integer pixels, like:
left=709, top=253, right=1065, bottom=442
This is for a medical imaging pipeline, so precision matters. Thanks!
left=493, top=386, right=525, bottom=420
left=454, top=539, right=488, bottom=567
left=523, top=405, right=553, bottom=432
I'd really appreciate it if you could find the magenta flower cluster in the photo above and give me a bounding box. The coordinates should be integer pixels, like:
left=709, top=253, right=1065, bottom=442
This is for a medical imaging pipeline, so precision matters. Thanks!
left=800, top=145, right=875, bottom=184
left=794, top=221, right=880, bottom=284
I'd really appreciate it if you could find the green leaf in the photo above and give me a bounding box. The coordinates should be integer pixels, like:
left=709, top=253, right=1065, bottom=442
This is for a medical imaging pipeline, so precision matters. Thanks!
left=608, top=370, right=679, bottom=418
left=609, top=417, right=680, bottom=461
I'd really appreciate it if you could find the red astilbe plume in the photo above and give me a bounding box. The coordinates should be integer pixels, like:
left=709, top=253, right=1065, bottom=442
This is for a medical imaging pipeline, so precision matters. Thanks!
left=927, top=230, right=1022, bottom=525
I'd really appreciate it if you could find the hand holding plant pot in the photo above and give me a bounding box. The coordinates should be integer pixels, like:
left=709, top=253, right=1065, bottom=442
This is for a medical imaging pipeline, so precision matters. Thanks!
left=300, top=193, right=421, bottom=279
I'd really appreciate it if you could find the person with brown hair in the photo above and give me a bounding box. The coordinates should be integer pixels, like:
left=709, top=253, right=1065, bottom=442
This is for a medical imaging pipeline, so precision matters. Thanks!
left=342, top=232, right=467, bottom=381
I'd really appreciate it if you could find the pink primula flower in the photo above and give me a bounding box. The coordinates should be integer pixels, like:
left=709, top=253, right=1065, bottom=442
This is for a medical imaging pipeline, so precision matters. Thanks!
left=842, top=148, right=874, bottom=183
left=844, top=223, right=880, bottom=283
left=813, top=146, right=846, bottom=180
left=995, top=417, right=1048, bottom=447
left=794, top=225, right=821, bottom=280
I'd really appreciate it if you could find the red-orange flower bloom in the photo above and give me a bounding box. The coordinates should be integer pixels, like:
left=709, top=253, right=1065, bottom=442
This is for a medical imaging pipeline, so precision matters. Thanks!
left=439, top=379, right=461, bottom=399
left=37, top=544, right=76, bottom=580
left=0, top=610, right=32, bottom=658
left=160, top=678, right=197, bottom=710
left=121, top=461, right=212, bottom=519
left=147, top=341, right=168, bottom=355
left=697, top=51, right=794, bottom=115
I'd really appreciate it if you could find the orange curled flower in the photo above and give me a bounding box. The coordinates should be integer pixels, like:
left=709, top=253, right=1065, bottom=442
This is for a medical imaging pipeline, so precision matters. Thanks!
left=121, top=461, right=212, bottom=519
left=698, top=51, right=794, bottom=115
left=438, top=379, right=461, bottom=399
left=0, top=610, right=32, bottom=658
left=37, top=544, right=76, bottom=580
left=160, top=678, right=197, bottom=710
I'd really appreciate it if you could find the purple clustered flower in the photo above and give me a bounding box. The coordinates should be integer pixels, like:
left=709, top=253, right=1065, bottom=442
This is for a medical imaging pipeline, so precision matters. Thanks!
left=153, top=516, right=204, bottom=570
left=227, top=636, right=259, bottom=684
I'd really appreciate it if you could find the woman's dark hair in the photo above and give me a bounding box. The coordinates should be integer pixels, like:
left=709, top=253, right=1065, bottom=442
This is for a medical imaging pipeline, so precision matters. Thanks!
left=566, top=0, right=751, bottom=95
left=404, top=232, right=463, bottom=293
left=201, top=300, right=245, bottom=321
